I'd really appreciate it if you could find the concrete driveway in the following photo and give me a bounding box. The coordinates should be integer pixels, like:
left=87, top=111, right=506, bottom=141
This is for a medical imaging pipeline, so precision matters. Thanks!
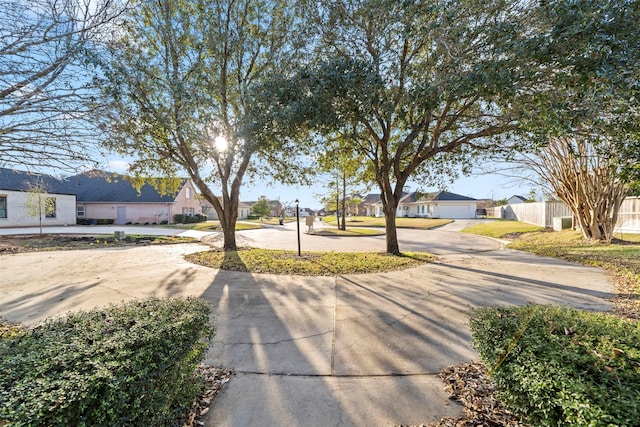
left=0, top=220, right=614, bottom=426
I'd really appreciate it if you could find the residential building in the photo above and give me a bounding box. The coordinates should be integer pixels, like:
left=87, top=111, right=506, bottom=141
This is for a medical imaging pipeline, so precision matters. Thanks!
left=0, top=168, right=76, bottom=227
left=370, top=191, right=478, bottom=219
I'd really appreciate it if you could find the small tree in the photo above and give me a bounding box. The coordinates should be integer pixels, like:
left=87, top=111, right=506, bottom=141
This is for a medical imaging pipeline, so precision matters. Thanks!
left=251, top=197, right=271, bottom=220
left=25, top=181, right=56, bottom=236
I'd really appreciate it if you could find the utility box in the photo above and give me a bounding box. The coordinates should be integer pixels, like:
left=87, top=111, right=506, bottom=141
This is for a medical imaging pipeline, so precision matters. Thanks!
left=114, top=231, right=126, bottom=240
left=552, top=217, right=572, bottom=231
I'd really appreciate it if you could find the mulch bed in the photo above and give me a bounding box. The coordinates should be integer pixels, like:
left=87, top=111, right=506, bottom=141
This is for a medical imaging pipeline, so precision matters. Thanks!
left=0, top=234, right=180, bottom=254
left=172, top=366, right=233, bottom=427
left=427, top=361, right=527, bottom=427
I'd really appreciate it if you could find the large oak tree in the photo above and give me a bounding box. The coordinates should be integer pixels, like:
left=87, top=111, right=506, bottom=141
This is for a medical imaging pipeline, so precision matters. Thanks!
left=260, top=0, right=535, bottom=254
left=99, top=0, right=299, bottom=249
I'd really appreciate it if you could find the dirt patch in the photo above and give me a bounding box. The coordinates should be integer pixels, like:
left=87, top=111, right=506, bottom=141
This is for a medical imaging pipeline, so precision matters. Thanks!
left=0, top=234, right=194, bottom=254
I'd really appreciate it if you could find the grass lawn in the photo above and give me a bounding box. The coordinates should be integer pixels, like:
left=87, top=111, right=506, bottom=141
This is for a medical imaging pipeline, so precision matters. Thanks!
left=462, top=220, right=640, bottom=318
left=166, top=221, right=262, bottom=231
left=243, top=217, right=296, bottom=225
left=321, top=216, right=452, bottom=229
left=185, top=248, right=435, bottom=275
left=461, top=219, right=544, bottom=238
left=308, top=227, right=384, bottom=237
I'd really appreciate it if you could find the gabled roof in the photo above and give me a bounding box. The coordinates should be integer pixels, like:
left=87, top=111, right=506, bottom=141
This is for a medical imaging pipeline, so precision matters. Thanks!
left=396, top=190, right=477, bottom=204
left=0, top=168, right=73, bottom=194
left=372, top=190, right=476, bottom=205
left=508, top=195, right=528, bottom=203
left=60, top=171, right=185, bottom=203
left=1, top=168, right=188, bottom=203
left=360, top=193, right=381, bottom=205
left=420, top=190, right=477, bottom=202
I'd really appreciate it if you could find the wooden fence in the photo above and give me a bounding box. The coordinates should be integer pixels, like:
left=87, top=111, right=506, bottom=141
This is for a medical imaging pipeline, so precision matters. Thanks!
left=487, top=197, right=640, bottom=232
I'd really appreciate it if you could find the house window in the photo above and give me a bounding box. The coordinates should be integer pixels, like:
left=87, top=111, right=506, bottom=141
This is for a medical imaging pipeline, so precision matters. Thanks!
left=0, top=195, right=6, bottom=218
left=76, top=204, right=85, bottom=218
left=182, top=207, right=195, bottom=216
left=186, top=187, right=191, bottom=199
left=421, top=205, right=425, bottom=214
left=45, top=197, right=56, bottom=218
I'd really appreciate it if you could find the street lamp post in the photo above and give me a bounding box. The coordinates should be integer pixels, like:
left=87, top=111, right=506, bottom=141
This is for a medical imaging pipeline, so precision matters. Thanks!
left=295, top=198, right=301, bottom=256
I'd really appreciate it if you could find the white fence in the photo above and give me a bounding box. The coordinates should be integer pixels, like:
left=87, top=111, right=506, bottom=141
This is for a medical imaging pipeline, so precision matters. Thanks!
left=487, top=197, right=640, bottom=233
left=617, top=197, right=640, bottom=232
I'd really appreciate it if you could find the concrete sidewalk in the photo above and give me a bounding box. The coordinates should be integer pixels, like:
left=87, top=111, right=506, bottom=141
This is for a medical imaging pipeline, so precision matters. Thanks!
left=199, top=250, right=612, bottom=426
left=0, top=221, right=614, bottom=426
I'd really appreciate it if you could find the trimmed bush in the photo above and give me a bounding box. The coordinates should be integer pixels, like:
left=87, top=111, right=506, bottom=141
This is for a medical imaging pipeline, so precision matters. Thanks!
left=173, top=214, right=206, bottom=224
left=470, top=304, right=640, bottom=426
left=0, top=297, right=214, bottom=426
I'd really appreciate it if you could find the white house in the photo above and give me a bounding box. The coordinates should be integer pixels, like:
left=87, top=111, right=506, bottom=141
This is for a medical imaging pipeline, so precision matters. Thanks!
left=507, top=195, right=528, bottom=204
left=0, top=168, right=76, bottom=227
left=1, top=168, right=206, bottom=227
left=371, top=191, right=478, bottom=219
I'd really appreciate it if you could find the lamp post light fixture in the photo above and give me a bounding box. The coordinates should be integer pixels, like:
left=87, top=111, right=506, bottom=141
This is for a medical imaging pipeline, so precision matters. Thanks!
left=295, top=198, right=301, bottom=256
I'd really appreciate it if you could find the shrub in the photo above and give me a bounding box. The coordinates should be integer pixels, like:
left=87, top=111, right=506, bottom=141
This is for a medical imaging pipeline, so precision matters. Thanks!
left=96, top=218, right=115, bottom=225
left=470, top=304, right=640, bottom=426
left=173, top=214, right=185, bottom=224
left=0, top=297, right=214, bottom=426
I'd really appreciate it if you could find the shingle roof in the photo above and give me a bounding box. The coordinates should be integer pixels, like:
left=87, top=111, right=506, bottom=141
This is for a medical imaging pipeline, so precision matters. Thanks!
left=422, top=190, right=477, bottom=202
left=508, top=195, right=528, bottom=202
left=360, top=193, right=381, bottom=204
left=0, top=168, right=184, bottom=203
left=0, top=168, right=73, bottom=194
left=61, top=171, right=184, bottom=203
left=376, top=190, right=477, bottom=205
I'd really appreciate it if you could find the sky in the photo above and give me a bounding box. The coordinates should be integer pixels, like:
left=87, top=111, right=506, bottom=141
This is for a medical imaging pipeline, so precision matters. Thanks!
left=105, top=158, right=534, bottom=211
left=238, top=173, right=534, bottom=210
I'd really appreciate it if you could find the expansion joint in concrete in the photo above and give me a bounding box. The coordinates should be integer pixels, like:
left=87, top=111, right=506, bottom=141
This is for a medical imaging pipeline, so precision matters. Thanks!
left=232, top=370, right=444, bottom=379
left=330, top=275, right=339, bottom=376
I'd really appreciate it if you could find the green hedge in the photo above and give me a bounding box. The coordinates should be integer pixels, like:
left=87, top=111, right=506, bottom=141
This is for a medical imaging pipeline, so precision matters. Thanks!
left=0, top=298, right=214, bottom=426
left=173, top=214, right=207, bottom=224
left=470, top=304, right=640, bottom=426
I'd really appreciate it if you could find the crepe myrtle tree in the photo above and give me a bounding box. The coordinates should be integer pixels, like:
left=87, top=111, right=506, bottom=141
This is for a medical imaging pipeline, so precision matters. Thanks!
left=496, top=0, right=640, bottom=242
left=98, top=0, right=304, bottom=250
left=252, top=0, right=537, bottom=255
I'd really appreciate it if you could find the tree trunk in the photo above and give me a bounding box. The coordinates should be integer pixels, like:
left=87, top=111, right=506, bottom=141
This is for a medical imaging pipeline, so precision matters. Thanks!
left=383, top=198, right=400, bottom=255
left=340, top=173, right=347, bottom=231
left=335, top=180, right=341, bottom=229
left=220, top=214, right=237, bottom=250
left=38, top=196, right=43, bottom=237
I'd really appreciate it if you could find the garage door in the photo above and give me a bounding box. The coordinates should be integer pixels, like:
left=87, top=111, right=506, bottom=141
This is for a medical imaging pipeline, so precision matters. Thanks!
left=437, top=205, right=472, bottom=219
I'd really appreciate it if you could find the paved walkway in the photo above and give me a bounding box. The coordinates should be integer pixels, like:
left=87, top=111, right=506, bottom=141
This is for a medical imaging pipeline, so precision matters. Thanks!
left=0, top=221, right=614, bottom=426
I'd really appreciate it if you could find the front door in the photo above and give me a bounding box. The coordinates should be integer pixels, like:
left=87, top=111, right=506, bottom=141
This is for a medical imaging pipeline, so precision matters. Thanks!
left=116, top=206, right=126, bottom=225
